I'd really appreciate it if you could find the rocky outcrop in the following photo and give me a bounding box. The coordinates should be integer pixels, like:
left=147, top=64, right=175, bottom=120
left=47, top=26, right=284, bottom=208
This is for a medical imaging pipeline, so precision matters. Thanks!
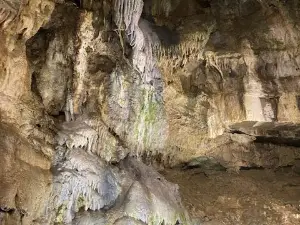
left=1, top=0, right=300, bottom=224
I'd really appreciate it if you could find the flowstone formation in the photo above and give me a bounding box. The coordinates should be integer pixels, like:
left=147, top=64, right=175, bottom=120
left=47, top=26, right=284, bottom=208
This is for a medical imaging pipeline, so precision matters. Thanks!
left=1, top=0, right=300, bottom=224
left=0, top=0, right=188, bottom=224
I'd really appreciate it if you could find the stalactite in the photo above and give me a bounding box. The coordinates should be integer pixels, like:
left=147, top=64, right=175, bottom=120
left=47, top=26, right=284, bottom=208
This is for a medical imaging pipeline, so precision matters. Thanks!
left=56, top=118, right=128, bottom=162
left=113, top=0, right=161, bottom=84
left=154, top=23, right=216, bottom=73
left=204, top=51, right=224, bottom=80
left=65, top=93, right=74, bottom=122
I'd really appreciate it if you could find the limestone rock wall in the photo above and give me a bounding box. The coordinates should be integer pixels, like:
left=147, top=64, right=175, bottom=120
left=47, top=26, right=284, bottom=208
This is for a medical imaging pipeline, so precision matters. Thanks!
left=1, top=0, right=300, bottom=224
left=154, top=0, right=300, bottom=163
left=0, top=0, right=187, bottom=224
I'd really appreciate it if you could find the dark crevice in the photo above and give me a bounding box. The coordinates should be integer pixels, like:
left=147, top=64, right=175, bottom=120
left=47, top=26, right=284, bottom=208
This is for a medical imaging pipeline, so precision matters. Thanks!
left=152, top=25, right=180, bottom=47
left=240, top=166, right=265, bottom=171
left=254, top=136, right=300, bottom=147
left=17, top=28, right=27, bottom=40
left=108, top=127, right=119, bottom=139
left=229, top=129, right=247, bottom=135
left=67, top=0, right=80, bottom=7
left=229, top=128, right=300, bottom=147
left=275, top=165, right=293, bottom=171
left=107, top=126, right=128, bottom=152
left=296, top=95, right=300, bottom=111
left=52, top=111, right=66, bottom=121
left=110, top=161, right=119, bottom=166
left=31, top=72, right=43, bottom=101
left=0, top=207, right=15, bottom=214
left=196, top=0, right=211, bottom=8
left=74, top=0, right=81, bottom=7
left=182, top=163, right=226, bottom=171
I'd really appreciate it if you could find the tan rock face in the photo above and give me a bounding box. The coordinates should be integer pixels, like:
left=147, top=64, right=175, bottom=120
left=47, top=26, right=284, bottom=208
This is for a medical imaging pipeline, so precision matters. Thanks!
left=1, top=0, right=300, bottom=224
left=0, top=124, right=52, bottom=225
left=153, top=0, right=300, bottom=164
left=0, top=1, right=187, bottom=224
left=0, top=1, right=55, bottom=223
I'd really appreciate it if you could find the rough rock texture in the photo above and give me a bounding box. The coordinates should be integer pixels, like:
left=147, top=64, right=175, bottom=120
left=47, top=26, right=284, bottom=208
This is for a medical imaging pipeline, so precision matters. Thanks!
left=1, top=0, right=300, bottom=224
left=156, top=0, right=300, bottom=165
left=1, top=0, right=187, bottom=224
left=47, top=147, right=189, bottom=225
left=164, top=167, right=300, bottom=225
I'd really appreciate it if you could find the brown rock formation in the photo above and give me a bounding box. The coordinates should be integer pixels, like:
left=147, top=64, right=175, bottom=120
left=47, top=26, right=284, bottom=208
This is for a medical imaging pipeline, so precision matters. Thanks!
left=1, top=0, right=300, bottom=224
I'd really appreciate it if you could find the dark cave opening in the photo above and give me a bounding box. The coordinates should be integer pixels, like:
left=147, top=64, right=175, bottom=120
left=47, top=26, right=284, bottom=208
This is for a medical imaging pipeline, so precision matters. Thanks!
left=68, top=0, right=81, bottom=7
left=52, top=111, right=66, bottom=123
left=196, top=0, right=211, bottom=8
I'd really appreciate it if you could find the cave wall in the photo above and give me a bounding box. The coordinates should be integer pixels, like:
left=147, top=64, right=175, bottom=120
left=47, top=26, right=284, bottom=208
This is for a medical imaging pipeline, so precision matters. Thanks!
left=156, top=0, right=300, bottom=162
left=0, top=1, right=55, bottom=223
left=0, top=0, right=187, bottom=224
left=1, top=0, right=300, bottom=224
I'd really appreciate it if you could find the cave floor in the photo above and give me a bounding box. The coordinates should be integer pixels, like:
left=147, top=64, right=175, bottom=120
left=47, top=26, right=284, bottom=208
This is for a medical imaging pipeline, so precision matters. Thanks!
left=163, top=167, right=300, bottom=225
